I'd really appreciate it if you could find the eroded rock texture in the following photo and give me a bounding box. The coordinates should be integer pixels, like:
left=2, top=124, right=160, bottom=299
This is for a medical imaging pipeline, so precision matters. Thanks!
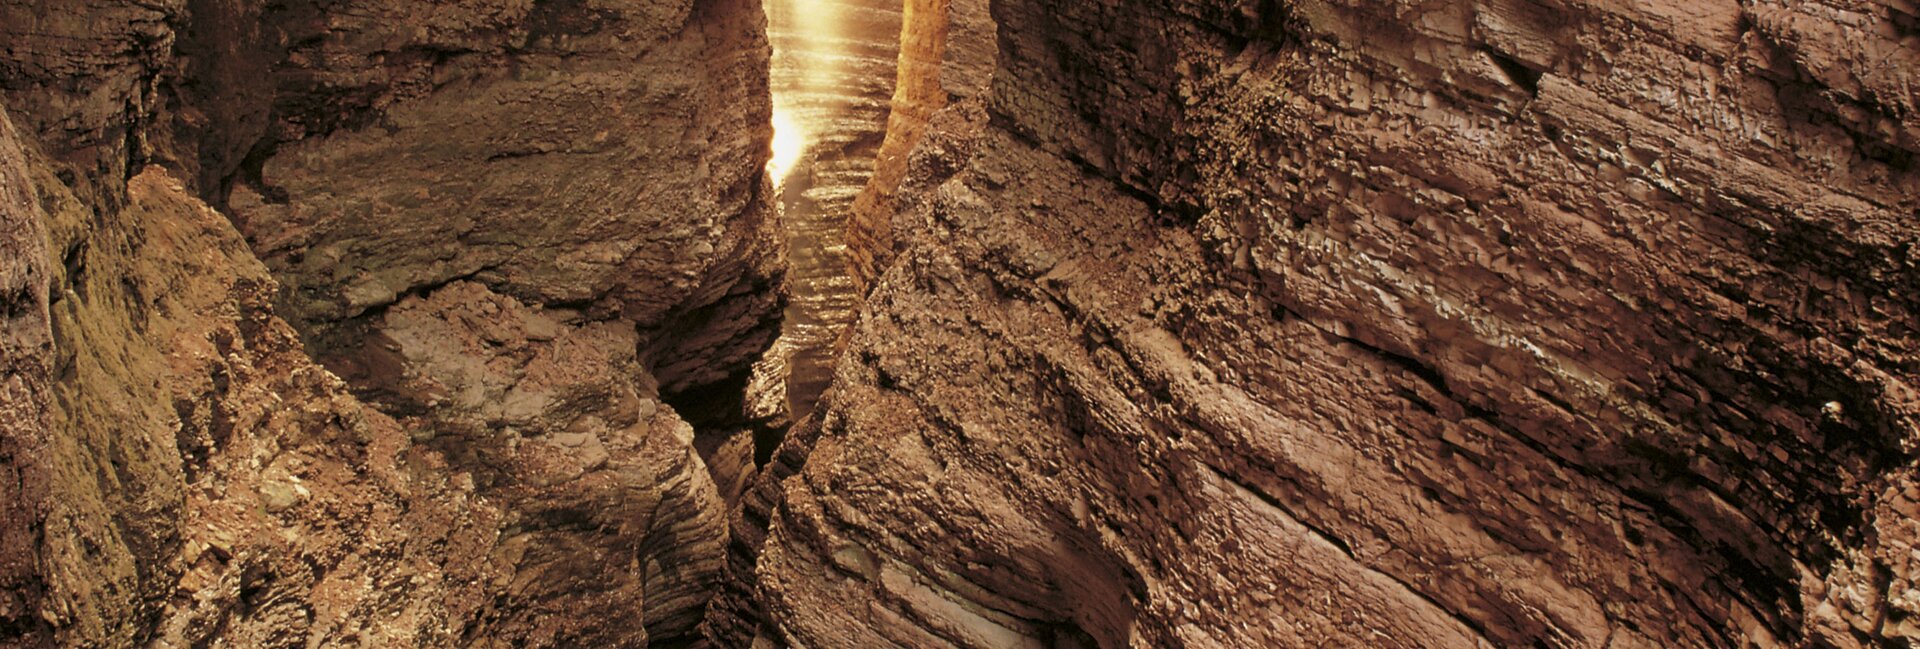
left=731, top=0, right=1920, bottom=647
left=845, top=0, right=995, bottom=289
left=0, top=0, right=779, bottom=647
left=0, top=105, right=54, bottom=648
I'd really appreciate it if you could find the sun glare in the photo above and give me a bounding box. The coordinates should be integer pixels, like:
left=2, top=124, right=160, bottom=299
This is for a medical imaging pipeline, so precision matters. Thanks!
left=768, top=107, right=807, bottom=187
left=765, top=0, right=846, bottom=189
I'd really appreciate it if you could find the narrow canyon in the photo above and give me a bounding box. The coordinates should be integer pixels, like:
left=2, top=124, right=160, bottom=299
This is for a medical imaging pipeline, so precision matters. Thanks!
left=1, top=0, right=1916, bottom=648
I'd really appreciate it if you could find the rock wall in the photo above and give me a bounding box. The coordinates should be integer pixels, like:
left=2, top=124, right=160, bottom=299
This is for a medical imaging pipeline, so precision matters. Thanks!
left=0, top=104, right=55, bottom=648
left=844, top=0, right=995, bottom=289
left=733, top=0, right=1920, bottom=647
left=0, top=0, right=780, bottom=646
left=8, top=0, right=1920, bottom=646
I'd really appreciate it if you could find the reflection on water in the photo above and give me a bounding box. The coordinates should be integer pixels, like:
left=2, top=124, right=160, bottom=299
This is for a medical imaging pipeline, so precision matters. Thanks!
left=765, top=0, right=901, bottom=418
left=769, top=109, right=808, bottom=187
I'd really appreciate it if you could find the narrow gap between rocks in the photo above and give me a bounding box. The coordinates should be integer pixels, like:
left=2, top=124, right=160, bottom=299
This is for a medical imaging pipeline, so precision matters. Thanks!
left=759, top=0, right=903, bottom=430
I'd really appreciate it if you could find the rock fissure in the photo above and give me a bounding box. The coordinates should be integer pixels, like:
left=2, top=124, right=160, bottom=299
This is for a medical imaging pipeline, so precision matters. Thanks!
left=5, top=0, right=1920, bottom=647
left=1198, top=461, right=1504, bottom=647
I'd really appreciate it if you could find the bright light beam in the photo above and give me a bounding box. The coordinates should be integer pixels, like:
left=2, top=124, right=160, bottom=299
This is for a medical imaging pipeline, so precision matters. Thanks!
left=764, top=0, right=845, bottom=189
left=768, top=107, right=807, bottom=187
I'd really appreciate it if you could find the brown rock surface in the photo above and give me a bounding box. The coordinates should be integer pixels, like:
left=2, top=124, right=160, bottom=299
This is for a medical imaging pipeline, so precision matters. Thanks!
left=324, top=280, right=730, bottom=644
left=203, top=0, right=784, bottom=391
left=7, top=0, right=1920, bottom=646
left=0, top=0, right=781, bottom=646
left=2, top=139, right=517, bottom=646
left=103, top=168, right=502, bottom=649
left=0, top=104, right=55, bottom=648
left=0, top=0, right=178, bottom=200
left=730, top=0, right=1920, bottom=647
left=0, top=118, right=749, bottom=646
left=844, top=0, right=995, bottom=289
left=761, top=0, right=902, bottom=420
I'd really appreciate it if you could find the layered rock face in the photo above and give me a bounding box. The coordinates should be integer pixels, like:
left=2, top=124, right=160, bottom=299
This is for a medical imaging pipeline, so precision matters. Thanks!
left=844, top=0, right=995, bottom=289
left=733, top=0, right=1920, bottom=647
left=0, top=0, right=779, bottom=647
left=7, top=0, right=1920, bottom=647
left=0, top=105, right=55, bottom=648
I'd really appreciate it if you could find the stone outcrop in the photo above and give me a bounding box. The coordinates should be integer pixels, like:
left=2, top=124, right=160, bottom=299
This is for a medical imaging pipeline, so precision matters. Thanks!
left=0, top=133, right=515, bottom=646
left=0, top=0, right=780, bottom=646
left=323, top=280, right=731, bottom=645
left=0, top=104, right=55, bottom=648
left=844, top=0, right=995, bottom=290
left=727, top=0, right=1920, bottom=647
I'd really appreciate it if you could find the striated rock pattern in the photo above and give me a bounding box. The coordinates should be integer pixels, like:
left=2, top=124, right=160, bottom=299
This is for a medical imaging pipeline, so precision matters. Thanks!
left=323, top=280, right=731, bottom=645
left=731, top=0, right=1920, bottom=647
left=845, top=0, right=995, bottom=290
left=7, top=0, right=1920, bottom=646
left=207, top=0, right=784, bottom=392
left=695, top=2, right=903, bottom=643
left=0, top=0, right=177, bottom=202
left=3, top=149, right=521, bottom=647
left=0, top=0, right=781, bottom=647
left=85, top=169, right=505, bottom=648
left=0, top=105, right=54, bottom=647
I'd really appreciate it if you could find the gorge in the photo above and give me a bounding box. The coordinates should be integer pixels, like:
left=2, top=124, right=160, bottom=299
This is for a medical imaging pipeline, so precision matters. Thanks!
left=763, top=0, right=899, bottom=426
left=2, top=0, right=1918, bottom=648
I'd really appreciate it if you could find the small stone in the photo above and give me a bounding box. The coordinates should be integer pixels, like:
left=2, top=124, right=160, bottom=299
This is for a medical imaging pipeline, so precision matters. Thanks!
left=260, top=480, right=305, bottom=512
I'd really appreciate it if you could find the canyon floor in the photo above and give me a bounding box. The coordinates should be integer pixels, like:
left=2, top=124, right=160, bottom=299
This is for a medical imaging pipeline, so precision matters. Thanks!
left=2, top=0, right=1919, bottom=648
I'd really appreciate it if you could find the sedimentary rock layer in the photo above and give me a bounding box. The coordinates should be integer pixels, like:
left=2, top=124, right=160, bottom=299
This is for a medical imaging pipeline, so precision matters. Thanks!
left=845, top=0, right=995, bottom=290
left=0, top=104, right=54, bottom=648
left=7, top=0, right=1920, bottom=646
left=0, top=0, right=780, bottom=646
left=734, top=0, right=1920, bottom=647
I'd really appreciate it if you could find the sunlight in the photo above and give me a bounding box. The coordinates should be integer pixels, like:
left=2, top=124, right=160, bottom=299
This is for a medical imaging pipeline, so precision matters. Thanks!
left=764, top=0, right=847, bottom=189
left=768, top=106, right=807, bottom=187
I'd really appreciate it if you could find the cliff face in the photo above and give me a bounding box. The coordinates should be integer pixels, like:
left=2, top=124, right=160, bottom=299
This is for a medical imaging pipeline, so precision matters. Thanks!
left=6, top=0, right=1920, bottom=646
left=844, top=0, right=994, bottom=290
left=0, top=105, right=55, bottom=648
left=0, top=0, right=778, bottom=647
left=734, top=0, right=1920, bottom=647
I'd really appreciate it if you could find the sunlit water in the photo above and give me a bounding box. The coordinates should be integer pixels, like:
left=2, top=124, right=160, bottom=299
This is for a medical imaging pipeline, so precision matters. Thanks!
left=765, top=0, right=902, bottom=418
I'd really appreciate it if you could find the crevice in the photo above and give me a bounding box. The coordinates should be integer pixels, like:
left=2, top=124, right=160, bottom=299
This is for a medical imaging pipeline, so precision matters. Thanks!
left=759, top=0, right=905, bottom=421
left=1485, top=47, right=1543, bottom=96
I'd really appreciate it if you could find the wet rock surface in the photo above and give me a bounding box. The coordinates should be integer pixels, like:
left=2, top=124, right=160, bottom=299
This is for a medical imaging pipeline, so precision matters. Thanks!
left=725, top=0, right=1920, bottom=647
